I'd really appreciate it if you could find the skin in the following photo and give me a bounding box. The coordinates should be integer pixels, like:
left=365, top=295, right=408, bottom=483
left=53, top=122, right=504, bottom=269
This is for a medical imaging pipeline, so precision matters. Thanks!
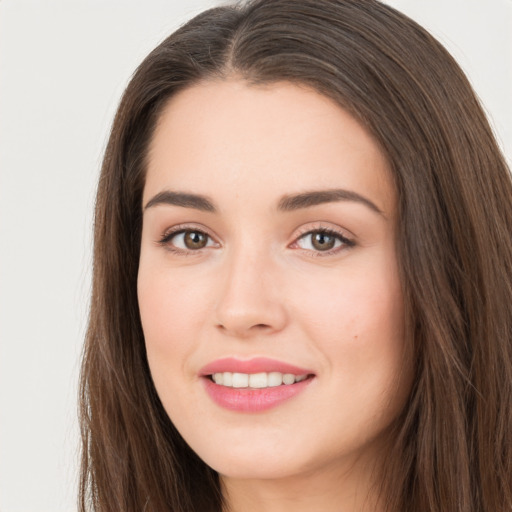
left=138, top=79, right=412, bottom=512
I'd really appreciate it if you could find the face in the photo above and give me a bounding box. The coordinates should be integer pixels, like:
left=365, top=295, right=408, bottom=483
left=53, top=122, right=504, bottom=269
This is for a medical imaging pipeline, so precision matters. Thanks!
left=138, top=79, right=411, bottom=483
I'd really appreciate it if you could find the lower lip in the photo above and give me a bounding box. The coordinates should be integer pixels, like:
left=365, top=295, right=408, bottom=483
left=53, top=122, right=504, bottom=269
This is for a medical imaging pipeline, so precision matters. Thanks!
left=202, top=376, right=314, bottom=412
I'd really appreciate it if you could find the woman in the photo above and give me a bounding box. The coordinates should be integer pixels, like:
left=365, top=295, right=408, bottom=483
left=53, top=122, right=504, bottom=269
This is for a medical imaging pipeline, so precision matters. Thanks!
left=79, top=1, right=512, bottom=511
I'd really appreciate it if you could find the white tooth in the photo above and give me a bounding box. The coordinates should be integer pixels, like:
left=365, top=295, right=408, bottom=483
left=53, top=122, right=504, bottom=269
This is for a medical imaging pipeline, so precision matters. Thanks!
left=249, top=372, right=268, bottom=388
left=232, top=372, right=249, bottom=388
left=267, top=372, right=283, bottom=387
left=283, top=373, right=295, bottom=385
left=215, top=371, right=306, bottom=388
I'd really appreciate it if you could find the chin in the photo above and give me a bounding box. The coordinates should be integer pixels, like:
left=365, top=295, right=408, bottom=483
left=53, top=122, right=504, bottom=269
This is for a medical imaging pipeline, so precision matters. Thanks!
left=182, top=427, right=311, bottom=480
left=207, top=452, right=310, bottom=481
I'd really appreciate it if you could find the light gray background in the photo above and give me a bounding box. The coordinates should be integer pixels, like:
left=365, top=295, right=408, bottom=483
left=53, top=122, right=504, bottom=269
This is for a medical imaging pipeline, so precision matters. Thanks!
left=0, top=1, right=511, bottom=511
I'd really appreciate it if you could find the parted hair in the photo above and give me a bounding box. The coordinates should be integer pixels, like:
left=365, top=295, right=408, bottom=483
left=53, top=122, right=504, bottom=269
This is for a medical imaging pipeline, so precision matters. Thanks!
left=79, top=1, right=512, bottom=511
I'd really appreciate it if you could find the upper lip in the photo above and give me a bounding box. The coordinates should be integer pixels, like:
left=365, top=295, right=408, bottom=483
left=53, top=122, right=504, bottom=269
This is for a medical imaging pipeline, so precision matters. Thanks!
left=199, top=357, right=314, bottom=376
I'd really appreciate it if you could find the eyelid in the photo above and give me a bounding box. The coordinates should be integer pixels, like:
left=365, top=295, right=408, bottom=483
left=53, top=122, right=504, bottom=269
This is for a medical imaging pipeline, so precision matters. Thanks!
left=289, top=223, right=356, bottom=255
left=158, top=223, right=220, bottom=251
left=156, top=222, right=354, bottom=256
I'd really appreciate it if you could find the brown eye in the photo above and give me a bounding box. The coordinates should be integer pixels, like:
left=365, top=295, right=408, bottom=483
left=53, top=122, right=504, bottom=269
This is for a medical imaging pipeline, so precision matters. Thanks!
left=183, top=231, right=208, bottom=250
left=183, top=230, right=208, bottom=249
left=161, top=228, right=215, bottom=251
left=311, top=232, right=336, bottom=251
left=295, top=229, right=354, bottom=254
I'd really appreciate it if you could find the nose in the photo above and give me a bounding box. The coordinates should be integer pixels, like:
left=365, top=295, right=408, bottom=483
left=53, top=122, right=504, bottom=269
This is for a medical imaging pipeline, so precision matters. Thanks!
left=214, top=246, right=288, bottom=338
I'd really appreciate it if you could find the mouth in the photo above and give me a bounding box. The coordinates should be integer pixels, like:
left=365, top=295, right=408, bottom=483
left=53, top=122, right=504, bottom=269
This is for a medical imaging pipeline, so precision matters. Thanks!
left=200, top=357, right=316, bottom=412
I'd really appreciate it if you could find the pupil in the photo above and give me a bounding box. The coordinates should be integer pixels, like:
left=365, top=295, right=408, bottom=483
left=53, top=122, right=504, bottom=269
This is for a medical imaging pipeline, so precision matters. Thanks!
left=313, top=232, right=335, bottom=251
left=185, top=231, right=206, bottom=249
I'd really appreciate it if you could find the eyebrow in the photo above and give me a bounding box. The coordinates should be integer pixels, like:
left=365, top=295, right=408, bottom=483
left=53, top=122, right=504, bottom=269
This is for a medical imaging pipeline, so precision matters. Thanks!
left=144, top=191, right=216, bottom=212
left=143, top=188, right=384, bottom=216
left=277, top=189, right=384, bottom=216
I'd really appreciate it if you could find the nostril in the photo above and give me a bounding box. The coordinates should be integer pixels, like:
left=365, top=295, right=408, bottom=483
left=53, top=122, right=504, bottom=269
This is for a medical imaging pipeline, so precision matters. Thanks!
left=215, top=321, right=275, bottom=337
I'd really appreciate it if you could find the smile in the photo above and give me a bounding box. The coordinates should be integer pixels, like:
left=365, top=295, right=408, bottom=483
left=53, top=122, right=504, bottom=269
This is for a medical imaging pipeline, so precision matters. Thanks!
left=210, top=371, right=309, bottom=388
left=200, top=358, right=315, bottom=412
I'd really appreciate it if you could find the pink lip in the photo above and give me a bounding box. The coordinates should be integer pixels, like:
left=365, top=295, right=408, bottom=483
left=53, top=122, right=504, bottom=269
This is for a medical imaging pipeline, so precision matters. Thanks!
left=199, top=357, right=313, bottom=376
left=199, top=357, right=315, bottom=413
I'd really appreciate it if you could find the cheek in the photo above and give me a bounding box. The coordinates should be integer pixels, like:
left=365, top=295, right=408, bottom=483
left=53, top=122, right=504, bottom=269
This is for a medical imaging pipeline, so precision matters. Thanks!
left=292, top=255, right=408, bottom=412
left=138, top=259, right=212, bottom=342
left=296, top=260, right=404, bottom=349
left=137, top=262, right=208, bottom=385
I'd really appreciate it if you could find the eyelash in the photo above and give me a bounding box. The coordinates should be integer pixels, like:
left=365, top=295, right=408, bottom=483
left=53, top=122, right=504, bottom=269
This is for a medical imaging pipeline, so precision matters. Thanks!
left=158, top=224, right=217, bottom=255
left=158, top=224, right=355, bottom=256
left=292, top=226, right=355, bottom=257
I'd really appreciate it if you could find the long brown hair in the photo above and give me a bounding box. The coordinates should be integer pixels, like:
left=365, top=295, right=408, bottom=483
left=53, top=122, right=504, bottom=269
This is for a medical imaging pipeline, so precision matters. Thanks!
left=80, top=1, right=512, bottom=510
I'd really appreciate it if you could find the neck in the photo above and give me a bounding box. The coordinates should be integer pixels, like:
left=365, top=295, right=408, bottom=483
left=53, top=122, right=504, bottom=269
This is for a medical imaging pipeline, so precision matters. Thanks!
left=220, top=455, right=385, bottom=512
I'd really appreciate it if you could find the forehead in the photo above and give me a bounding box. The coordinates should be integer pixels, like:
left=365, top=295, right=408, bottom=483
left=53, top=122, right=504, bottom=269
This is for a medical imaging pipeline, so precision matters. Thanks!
left=144, top=79, right=395, bottom=216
